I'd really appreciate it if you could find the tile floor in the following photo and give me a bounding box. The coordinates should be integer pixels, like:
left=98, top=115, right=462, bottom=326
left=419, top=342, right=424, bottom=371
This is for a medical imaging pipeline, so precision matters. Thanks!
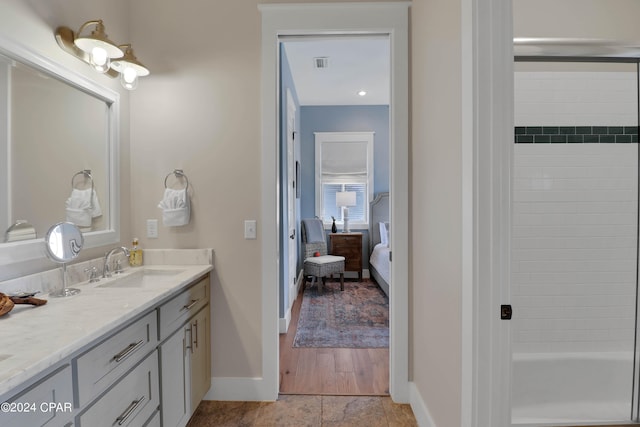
left=186, top=394, right=418, bottom=427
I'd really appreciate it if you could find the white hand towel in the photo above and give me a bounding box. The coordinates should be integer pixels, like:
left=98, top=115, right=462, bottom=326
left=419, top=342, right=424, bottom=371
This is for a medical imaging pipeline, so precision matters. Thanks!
left=158, top=188, right=191, bottom=226
left=65, top=188, right=102, bottom=227
left=90, top=189, right=102, bottom=218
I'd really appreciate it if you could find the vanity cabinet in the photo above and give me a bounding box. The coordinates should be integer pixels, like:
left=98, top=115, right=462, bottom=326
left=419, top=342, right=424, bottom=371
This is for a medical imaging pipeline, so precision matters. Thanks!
left=75, top=310, right=158, bottom=407
left=159, top=276, right=211, bottom=427
left=0, top=365, right=73, bottom=427
left=0, top=270, right=211, bottom=427
left=78, top=351, right=159, bottom=427
left=189, top=307, right=211, bottom=411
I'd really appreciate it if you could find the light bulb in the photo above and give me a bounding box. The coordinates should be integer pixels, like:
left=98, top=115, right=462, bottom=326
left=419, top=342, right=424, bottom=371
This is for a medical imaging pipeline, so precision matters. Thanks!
left=120, top=67, right=139, bottom=90
left=89, top=47, right=110, bottom=73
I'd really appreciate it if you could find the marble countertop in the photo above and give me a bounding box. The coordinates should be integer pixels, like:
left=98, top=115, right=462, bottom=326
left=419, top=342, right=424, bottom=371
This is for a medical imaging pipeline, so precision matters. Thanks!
left=0, top=263, right=213, bottom=399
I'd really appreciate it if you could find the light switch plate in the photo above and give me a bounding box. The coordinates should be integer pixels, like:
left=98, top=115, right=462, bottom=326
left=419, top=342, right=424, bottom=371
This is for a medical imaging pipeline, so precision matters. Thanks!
left=147, top=219, right=158, bottom=238
left=244, top=220, right=257, bottom=239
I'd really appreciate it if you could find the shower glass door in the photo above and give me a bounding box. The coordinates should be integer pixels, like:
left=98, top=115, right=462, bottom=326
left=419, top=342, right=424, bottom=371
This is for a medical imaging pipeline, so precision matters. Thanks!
left=511, top=60, right=640, bottom=425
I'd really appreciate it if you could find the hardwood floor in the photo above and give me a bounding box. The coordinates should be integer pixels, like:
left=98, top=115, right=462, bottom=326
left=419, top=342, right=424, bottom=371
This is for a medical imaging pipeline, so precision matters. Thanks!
left=279, top=280, right=389, bottom=396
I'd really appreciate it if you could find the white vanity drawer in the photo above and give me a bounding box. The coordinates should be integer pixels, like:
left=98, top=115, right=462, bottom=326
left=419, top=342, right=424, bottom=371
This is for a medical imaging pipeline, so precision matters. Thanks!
left=0, top=365, right=73, bottom=427
left=78, top=350, right=159, bottom=427
left=143, top=409, right=160, bottom=427
left=75, top=310, right=158, bottom=407
left=159, top=276, right=209, bottom=340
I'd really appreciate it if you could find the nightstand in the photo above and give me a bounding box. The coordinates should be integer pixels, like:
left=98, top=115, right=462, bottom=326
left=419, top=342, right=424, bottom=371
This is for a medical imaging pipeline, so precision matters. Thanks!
left=329, top=232, right=363, bottom=280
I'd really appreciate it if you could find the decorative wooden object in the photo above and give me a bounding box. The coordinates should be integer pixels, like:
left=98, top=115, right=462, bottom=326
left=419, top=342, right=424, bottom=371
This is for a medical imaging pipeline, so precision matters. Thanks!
left=0, top=293, right=15, bottom=317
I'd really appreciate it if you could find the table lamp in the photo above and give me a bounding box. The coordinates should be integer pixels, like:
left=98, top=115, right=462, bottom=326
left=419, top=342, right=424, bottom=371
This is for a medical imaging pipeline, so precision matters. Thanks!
left=336, top=191, right=356, bottom=232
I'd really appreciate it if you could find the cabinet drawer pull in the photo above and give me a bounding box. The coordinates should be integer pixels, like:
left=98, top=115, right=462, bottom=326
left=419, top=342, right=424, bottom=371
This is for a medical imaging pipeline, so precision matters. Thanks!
left=112, top=340, right=144, bottom=363
left=116, top=395, right=145, bottom=425
left=193, top=319, right=199, bottom=349
left=185, top=326, right=193, bottom=354
left=181, top=299, right=199, bottom=311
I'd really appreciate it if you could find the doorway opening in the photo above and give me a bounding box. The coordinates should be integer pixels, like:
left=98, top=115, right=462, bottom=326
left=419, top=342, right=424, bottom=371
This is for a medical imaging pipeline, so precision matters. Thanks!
left=278, top=35, right=391, bottom=396
left=260, top=3, right=410, bottom=403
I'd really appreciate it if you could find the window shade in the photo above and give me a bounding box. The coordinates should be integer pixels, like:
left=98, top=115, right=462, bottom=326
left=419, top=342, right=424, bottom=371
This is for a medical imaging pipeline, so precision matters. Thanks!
left=321, top=141, right=368, bottom=178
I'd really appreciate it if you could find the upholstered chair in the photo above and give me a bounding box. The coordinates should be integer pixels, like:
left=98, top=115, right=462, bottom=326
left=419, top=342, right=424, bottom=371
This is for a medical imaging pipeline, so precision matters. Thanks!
left=301, top=218, right=345, bottom=293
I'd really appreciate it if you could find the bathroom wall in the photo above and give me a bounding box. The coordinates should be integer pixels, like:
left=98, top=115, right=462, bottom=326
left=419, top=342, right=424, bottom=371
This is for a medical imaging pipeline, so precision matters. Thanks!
left=514, top=0, right=640, bottom=41
left=411, top=0, right=464, bottom=425
left=0, top=0, right=475, bottom=422
left=512, top=67, right=638, bottom=353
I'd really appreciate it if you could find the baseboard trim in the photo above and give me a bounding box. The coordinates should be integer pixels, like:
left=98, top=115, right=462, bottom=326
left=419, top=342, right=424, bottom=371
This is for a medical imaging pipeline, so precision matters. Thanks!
left=203, top=377, right=276, bottom=401
left=409, top=382, right=437, bottom=427
left=279, top=309, right=291, bottom=334
left=279, top=270, right=304, bottom=333
left=295, top=269, right=304, bottom=294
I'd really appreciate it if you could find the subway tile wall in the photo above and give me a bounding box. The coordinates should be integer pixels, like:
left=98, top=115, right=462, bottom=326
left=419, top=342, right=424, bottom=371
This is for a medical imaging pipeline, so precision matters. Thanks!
left=513, top=144, right=638, bottom=353
left=514, top=71, right=637, bottom=126
left=513, top=70, right=639, bottom=353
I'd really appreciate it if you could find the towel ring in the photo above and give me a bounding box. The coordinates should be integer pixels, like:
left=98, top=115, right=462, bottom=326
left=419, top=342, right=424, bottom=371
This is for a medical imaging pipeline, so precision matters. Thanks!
left=164, top=169, right=189, bottom=191
left=71, top=169, right=94, bottom=193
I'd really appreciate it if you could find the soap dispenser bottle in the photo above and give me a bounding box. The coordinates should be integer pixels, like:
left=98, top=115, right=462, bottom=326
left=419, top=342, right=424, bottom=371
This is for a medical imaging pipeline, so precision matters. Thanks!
left=129, top=238, right=143, bottom=266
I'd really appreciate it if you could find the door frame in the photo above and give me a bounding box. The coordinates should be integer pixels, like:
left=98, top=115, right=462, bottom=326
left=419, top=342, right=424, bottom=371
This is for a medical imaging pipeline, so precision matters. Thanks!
left=285, top=88, right=298, bottom=326
left=260, top=2, right=410, bottom=402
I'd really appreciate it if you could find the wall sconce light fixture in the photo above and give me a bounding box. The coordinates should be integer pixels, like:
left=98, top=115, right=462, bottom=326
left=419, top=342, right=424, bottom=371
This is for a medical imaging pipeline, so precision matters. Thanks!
left=55, top=20, right=150, bottom=90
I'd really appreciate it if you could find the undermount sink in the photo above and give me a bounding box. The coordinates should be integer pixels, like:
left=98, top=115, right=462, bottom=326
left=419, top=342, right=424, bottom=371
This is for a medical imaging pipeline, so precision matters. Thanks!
left=97, top=267, right=186, bottom=289
left=141, top=268, right=187, bottom=276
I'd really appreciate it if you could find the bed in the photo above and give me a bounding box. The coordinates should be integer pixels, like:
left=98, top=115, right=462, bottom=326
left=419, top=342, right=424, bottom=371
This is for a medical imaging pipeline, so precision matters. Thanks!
left=369, top=192, right=390, bottom=296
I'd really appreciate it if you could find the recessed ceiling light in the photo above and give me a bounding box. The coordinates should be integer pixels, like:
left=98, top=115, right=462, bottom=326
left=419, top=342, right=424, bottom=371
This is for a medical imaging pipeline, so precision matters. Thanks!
left=358, top=90, right=367, bottom=96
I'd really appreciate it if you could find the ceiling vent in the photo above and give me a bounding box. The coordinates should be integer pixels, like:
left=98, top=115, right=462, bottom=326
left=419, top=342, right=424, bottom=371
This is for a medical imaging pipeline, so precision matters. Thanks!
left=314, top=57, right=329, bottom=69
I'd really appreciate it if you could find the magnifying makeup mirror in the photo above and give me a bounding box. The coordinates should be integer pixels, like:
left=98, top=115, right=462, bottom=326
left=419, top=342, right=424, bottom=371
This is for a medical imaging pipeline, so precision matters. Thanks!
left=44, top=222, right=84, bottom=297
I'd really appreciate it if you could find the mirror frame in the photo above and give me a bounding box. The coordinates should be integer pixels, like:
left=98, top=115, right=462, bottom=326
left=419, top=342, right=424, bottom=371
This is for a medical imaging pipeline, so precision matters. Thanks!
left=0, top=34, right=120, bottom=266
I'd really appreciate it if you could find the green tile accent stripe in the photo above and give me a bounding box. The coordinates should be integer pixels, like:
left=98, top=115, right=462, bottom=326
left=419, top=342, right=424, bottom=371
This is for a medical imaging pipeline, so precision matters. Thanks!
left=515, top=126, right=639, bottom=144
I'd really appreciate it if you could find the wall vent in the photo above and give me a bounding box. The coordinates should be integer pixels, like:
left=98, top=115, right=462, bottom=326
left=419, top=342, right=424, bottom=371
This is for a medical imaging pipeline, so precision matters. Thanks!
left=314, top=57, right=329, bottom=69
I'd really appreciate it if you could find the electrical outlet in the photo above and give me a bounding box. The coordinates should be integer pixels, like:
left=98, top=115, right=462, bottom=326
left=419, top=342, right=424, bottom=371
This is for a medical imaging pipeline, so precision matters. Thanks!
left=147, top=219, right=158, bottom=238
left=244, top=220, right=257, bottom=239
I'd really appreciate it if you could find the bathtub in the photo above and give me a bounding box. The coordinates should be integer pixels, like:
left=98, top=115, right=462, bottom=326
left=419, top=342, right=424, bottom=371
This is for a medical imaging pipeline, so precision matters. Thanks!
left=511, top=352, right=635, bottom=426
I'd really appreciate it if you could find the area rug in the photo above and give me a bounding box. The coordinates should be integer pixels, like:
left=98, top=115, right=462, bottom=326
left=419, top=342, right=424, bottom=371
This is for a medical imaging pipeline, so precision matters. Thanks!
left=293, top=280, right=389, bottom=348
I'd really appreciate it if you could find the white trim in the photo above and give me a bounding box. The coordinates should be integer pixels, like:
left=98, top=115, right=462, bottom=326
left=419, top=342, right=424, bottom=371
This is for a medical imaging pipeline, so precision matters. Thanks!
left=279, top=310, right=291, bottom=334
left=409, top=382, right=438, bottom=427
left=314, top=131, right=374, bottom=227
left=260, top=2, right=410, bottom=403
left=279, top=269, right=304, bottom=334
left=462, top=0, right=514, bottom=426
left=204, top=377, right=272, bottom=401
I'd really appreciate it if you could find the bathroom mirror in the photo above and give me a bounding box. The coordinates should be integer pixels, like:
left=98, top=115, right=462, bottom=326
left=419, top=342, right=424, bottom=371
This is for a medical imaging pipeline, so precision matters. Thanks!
left=44, top=222, right=84, bottom=263
left=0, top=35, right=120, bottom=266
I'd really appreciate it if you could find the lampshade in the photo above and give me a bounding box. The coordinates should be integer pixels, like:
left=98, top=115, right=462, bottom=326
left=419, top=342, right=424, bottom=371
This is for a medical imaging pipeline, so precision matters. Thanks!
left=73, top=20, right=124, bottom=59
left=336, top=191, right=356, bottom=207
left=111, top=45, right=150, bottom=76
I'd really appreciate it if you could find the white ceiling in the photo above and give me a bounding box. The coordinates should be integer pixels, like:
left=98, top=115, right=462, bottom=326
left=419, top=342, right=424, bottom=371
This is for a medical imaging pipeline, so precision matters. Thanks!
left=282, top=37, right=390, bottom=106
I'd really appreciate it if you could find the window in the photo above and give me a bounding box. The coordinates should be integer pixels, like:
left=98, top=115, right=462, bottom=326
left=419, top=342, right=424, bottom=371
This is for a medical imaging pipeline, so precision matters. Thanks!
left=315, top=132, right=374, bottom=228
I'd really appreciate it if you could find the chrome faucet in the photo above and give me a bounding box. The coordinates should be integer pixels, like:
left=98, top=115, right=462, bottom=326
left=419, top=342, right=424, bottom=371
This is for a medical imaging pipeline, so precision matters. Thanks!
left=103, top=246, right=130, bottom=278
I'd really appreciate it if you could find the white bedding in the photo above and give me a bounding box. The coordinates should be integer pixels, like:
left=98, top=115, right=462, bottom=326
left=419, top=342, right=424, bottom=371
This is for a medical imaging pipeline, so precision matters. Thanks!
left=370, top=243, right=390, bottom=286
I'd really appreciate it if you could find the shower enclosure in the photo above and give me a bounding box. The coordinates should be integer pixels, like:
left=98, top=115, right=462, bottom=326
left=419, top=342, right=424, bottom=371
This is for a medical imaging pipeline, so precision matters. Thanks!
left=511, top=55, right=640, bottom=425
